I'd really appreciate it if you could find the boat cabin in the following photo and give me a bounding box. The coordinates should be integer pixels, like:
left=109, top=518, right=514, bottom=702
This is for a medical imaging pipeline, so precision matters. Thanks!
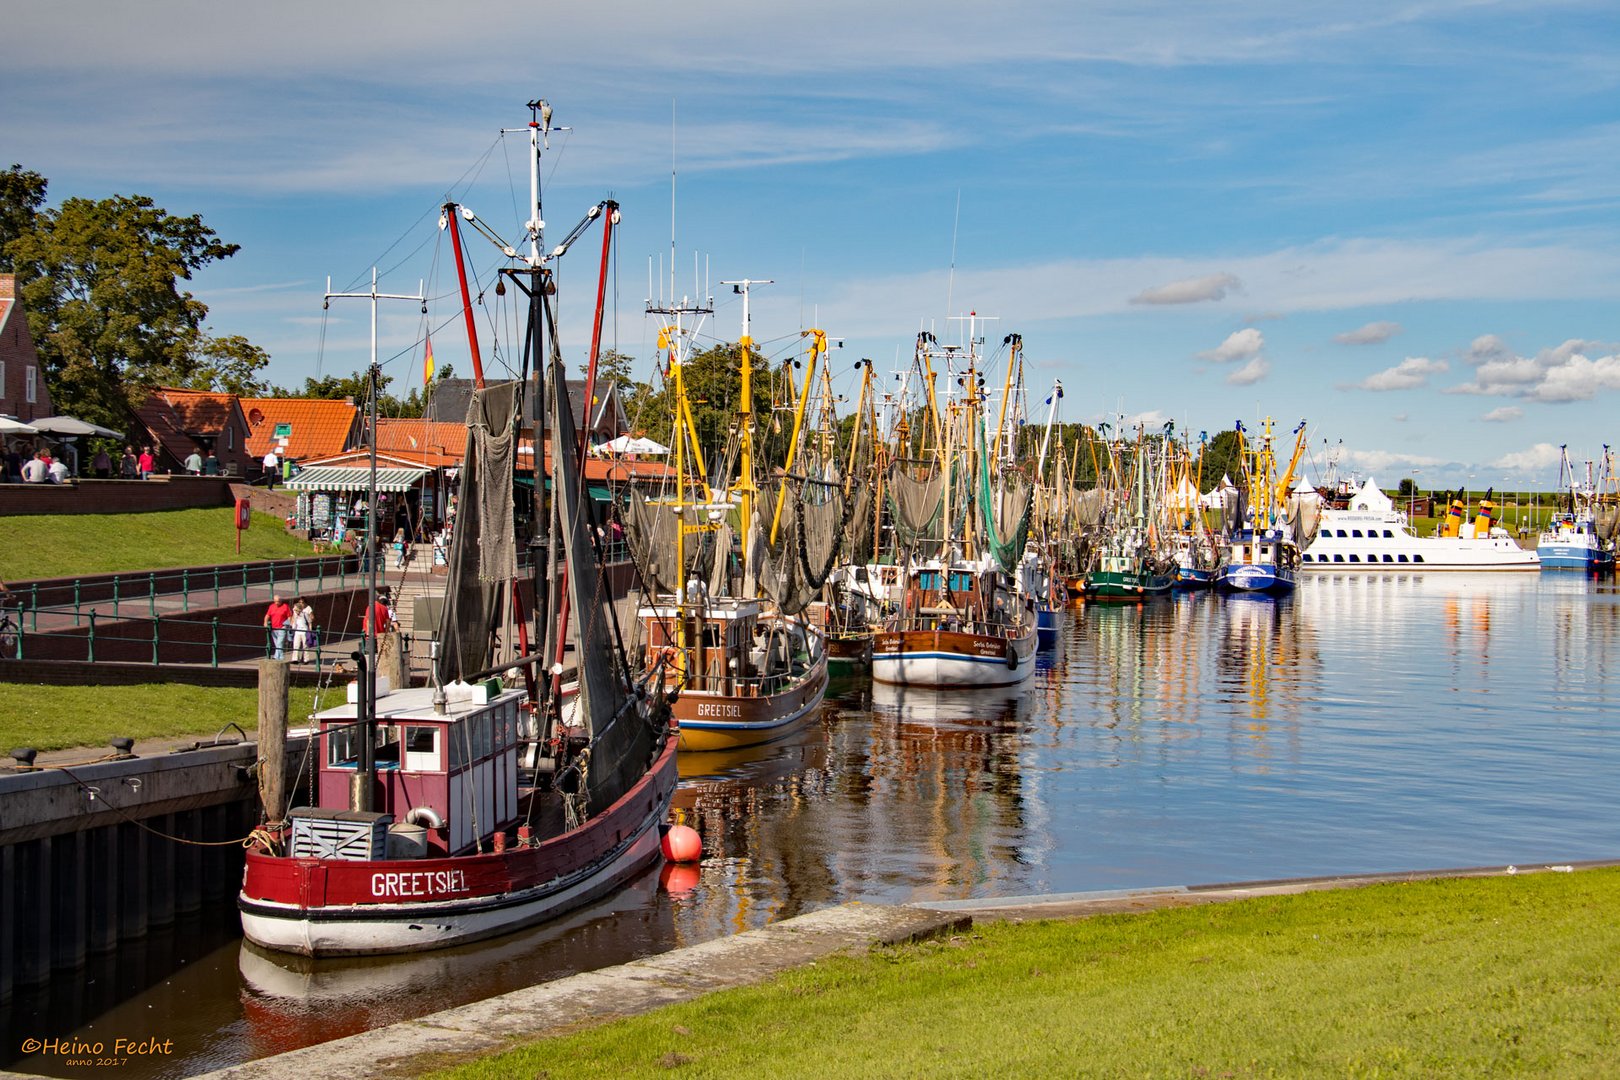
left=310, top=684, right=524, bottom=856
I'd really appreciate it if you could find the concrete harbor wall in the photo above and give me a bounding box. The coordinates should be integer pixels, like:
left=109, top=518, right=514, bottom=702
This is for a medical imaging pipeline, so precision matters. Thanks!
left=0, top=739, right=311, bottom=1003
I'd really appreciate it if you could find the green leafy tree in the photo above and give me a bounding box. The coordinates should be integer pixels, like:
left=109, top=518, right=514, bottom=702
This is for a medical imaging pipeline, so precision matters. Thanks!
left=0, top=165, right=47, bottom=273
left=6, top=187, right=244, bottom=430
left=1397, top=477, right=1418, bottom=498
left=147, top=333, right=272, bottom=397
left=1198, top=429, right=1245, bottom=492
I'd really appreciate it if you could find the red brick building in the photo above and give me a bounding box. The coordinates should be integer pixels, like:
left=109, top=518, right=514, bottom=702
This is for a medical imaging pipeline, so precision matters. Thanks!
left=132, top=387, right=254, bottom=475
left=0, top=274, right=53, bottom=422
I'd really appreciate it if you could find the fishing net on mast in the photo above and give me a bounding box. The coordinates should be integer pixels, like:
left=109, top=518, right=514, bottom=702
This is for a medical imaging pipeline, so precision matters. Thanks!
left=434, top=381, right=521, bottom=687
left=623, top=487, right=707, bottom=595
left=752, top=478, right=845, bottom=615
left=886, top=460, right=942, bottom=544
left=1596, top=506, right=1620, bottom=542
left=549, top=352, right=660, bottom=818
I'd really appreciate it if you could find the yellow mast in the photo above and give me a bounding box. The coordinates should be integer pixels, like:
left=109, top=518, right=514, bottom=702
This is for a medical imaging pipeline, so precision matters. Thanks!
left=769, top=328, right=824, bottom=544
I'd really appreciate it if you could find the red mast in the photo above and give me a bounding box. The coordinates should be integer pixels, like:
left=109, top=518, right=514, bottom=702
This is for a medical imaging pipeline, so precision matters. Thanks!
left=443, top=203, right=487, bottom=389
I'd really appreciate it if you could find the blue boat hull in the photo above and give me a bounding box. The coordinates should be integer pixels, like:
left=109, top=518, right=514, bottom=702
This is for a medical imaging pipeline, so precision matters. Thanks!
left=1036, top=606, right=1060, bottom=649
left=1215, top=563, right=1296, bottom=595
left=1536, top=545, right=1614, bottom=573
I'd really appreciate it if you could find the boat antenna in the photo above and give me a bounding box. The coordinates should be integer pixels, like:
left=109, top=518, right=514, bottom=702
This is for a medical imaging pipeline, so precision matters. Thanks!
left=944, top=189, right=961, bottom=324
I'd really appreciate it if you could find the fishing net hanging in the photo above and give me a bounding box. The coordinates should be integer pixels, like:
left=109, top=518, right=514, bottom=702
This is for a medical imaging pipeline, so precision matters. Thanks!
left=886, top=460, right=943, bottom=543
left=434, top=381, right=521, bottom=686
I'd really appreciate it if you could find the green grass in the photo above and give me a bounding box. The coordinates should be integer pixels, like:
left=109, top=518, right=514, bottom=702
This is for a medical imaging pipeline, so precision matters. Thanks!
left=0, top=507, right=313, bottom=580
left=431, top=870, right=1620, bottom=1079
left=0, top=682, right=331, bottom=752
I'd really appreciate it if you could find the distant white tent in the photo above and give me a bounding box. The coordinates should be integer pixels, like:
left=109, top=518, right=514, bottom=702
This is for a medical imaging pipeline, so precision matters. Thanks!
left=1291, top=474, right=1316, bottom=494
left=1349, top=477, right=1394, bottom=512
left=1165, top=476, right=1201, bottom=511
left=597, top=434, right=670, bottom=455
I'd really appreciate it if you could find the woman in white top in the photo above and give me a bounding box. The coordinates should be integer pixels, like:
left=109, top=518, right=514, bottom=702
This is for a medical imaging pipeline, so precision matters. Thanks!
left=290, top=598, right=314, bottom=663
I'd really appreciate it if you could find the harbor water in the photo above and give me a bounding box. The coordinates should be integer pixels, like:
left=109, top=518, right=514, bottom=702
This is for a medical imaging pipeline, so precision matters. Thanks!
left=6, top=571, right=1619, bottom=1077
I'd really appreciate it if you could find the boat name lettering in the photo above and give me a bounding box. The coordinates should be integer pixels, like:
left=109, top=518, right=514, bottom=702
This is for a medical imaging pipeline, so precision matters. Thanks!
left=696, top=703, right=743, bottom=718
left=370, top=869, right=469, bottom=898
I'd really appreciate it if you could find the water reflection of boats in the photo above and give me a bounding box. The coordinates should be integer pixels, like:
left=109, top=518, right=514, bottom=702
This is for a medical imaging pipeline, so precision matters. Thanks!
left=238, top=866, right=667, bottom=1057
left=869, top=679, right=1028, bottom=729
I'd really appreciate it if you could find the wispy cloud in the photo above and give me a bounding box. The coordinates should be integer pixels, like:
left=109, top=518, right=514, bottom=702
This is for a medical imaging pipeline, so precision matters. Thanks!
left=1335, top=320, right=1401, bottom=345
left=1482, top=405, right=1524, bottom=422
left=1132, top=273, right=1242, bottom=306
left=1353, top=356, right=1448, bottom=391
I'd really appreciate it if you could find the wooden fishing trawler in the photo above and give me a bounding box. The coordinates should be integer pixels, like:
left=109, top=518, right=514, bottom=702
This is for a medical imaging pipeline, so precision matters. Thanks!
left=871, top=321, right=1038, bottom=688
left=239, top=103, right=677, bottom=957
left=626, top=285, right=829, bottom=751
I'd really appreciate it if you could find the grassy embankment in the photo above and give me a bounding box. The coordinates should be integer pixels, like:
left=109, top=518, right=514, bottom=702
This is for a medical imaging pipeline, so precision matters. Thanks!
left=0, top=682, right=331, bottom=752
left=432, top=869, right=1620, bottom=1079
left=0, top=507, right=310, bottom=581
left=0, top=510, right=333, bottom=750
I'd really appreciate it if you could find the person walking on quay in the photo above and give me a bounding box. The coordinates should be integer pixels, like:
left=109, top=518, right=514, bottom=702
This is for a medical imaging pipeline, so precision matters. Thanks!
left=290, top=598, right=316, bottom=663
left=262, top=449, right=279, bottom=489
left=92, top=447, right=112, bottom=479
left=184, top=447, right=203, bottom=475
left=263, top=594, right=293, bottom=661
left=137, top=446, right=156, bottom=479
left=120, top=446, right=138, bottom=479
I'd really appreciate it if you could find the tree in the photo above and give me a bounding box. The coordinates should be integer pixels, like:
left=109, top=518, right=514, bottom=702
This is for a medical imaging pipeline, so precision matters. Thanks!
left=1397, top=477, right=1418, bottom=498
left=1198, top=429, right=1245, bottom=493
left=6, top=188, right=243, bottom=430
left=0, top=165, right=47, bottom=273
left=147, top=333, right=272, bottom=397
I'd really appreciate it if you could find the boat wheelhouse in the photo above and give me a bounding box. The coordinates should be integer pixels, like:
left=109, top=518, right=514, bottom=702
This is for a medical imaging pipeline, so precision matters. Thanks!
left=873, top=560, right=1037, bottom=688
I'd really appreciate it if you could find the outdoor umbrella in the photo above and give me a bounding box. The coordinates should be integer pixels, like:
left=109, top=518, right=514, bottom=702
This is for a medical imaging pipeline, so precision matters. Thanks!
left=0, top=417, right=39, bottom=435
left=28, top=415, right=125, bottom=439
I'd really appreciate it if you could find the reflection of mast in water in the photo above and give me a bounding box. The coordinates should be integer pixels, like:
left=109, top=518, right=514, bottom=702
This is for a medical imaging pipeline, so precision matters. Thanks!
left=870, top=684, right=1035, bottom=900
left=1214, top=593, right=1319, bottom=760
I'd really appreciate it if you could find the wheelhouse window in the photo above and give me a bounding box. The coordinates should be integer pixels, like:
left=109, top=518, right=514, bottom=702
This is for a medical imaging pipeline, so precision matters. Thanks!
left=326, top=723, right=362, bottom=768
left=402, top=725, right=442, bottom=772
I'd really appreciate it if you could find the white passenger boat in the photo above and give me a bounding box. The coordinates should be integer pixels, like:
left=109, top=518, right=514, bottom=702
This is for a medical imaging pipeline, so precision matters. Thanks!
left=1301, top=479, right=1538, bottom=572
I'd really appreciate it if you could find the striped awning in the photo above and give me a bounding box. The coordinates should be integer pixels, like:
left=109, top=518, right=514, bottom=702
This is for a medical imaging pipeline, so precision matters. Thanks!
left=285, top=465, right=430, bottom=493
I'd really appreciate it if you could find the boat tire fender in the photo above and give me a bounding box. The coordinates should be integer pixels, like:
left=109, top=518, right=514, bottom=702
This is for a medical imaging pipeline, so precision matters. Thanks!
left=1005, top=642, right=1018, bottom=670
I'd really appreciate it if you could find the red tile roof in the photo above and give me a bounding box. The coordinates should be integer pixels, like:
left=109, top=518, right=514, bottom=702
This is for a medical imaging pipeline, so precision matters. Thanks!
left=241, top=397, right=360, bottom=461
left=374, top=419, right=468, bottom=467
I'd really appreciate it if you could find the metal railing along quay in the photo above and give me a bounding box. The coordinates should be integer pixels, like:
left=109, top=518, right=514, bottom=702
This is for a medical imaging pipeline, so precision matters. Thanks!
left=7, top=554, right=363, bottom=631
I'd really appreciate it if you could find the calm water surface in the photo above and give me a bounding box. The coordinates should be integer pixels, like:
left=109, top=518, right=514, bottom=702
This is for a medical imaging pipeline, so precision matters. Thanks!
left=8, top=572, right=1619, bottom=1077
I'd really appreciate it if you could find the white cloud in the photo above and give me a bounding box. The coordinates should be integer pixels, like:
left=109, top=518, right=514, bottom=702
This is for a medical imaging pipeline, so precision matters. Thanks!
left=1335, top=320, right=1401, bottom=345
left=1226, top=356, right=1270, bottom=386
left=1124, top=409, right=1175, bottom=430
left=1355, top=356, right=1448, bottom=391
left=1482, top=406, right=1523, bottom=422
left=1446, top=338, right=1620, bottom=401
left=1131, top=273, right=1242, bottom=305
left=1199, top=327, right=1265, bottom=363
left=1493, top=443, right=1563, bottom=472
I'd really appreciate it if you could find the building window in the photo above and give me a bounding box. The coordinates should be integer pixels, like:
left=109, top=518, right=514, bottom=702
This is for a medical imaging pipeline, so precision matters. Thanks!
left=25, top=366, right=37, bottom=403
left=227, top=425, right=233, bottom=450
left=0, top=359, right=6, bottom=397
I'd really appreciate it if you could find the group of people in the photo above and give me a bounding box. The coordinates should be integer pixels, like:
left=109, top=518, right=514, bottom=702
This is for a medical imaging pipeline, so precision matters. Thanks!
left=262, top=595, right=321, bottom=662
left=14, top=447, right=71, bottom=483
left=262, top=590, right=396, bottom=663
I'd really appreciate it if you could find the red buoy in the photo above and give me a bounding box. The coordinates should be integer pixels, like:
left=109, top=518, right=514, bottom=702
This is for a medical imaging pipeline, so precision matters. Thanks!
left=661, top=824, right=703, bottom=863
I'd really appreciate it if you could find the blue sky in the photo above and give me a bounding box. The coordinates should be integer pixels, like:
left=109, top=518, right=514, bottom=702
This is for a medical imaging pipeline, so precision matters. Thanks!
left=4, top=0, right=1619, bottom=489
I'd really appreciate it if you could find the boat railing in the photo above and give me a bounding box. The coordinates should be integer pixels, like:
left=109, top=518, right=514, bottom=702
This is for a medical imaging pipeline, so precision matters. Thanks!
left=882, top=613, right=1026, bottom=636
left=672, top=664, right=815, bottom=698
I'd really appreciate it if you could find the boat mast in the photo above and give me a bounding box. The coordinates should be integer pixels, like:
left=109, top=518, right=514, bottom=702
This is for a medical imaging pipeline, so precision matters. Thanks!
left=322, top=267, right=425, bottom=813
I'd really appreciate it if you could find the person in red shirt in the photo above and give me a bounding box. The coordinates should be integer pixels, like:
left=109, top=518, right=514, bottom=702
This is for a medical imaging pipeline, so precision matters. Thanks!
left=262, top=594, right=293, bottom=660
left=361, top=596, right=392, bottom=636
